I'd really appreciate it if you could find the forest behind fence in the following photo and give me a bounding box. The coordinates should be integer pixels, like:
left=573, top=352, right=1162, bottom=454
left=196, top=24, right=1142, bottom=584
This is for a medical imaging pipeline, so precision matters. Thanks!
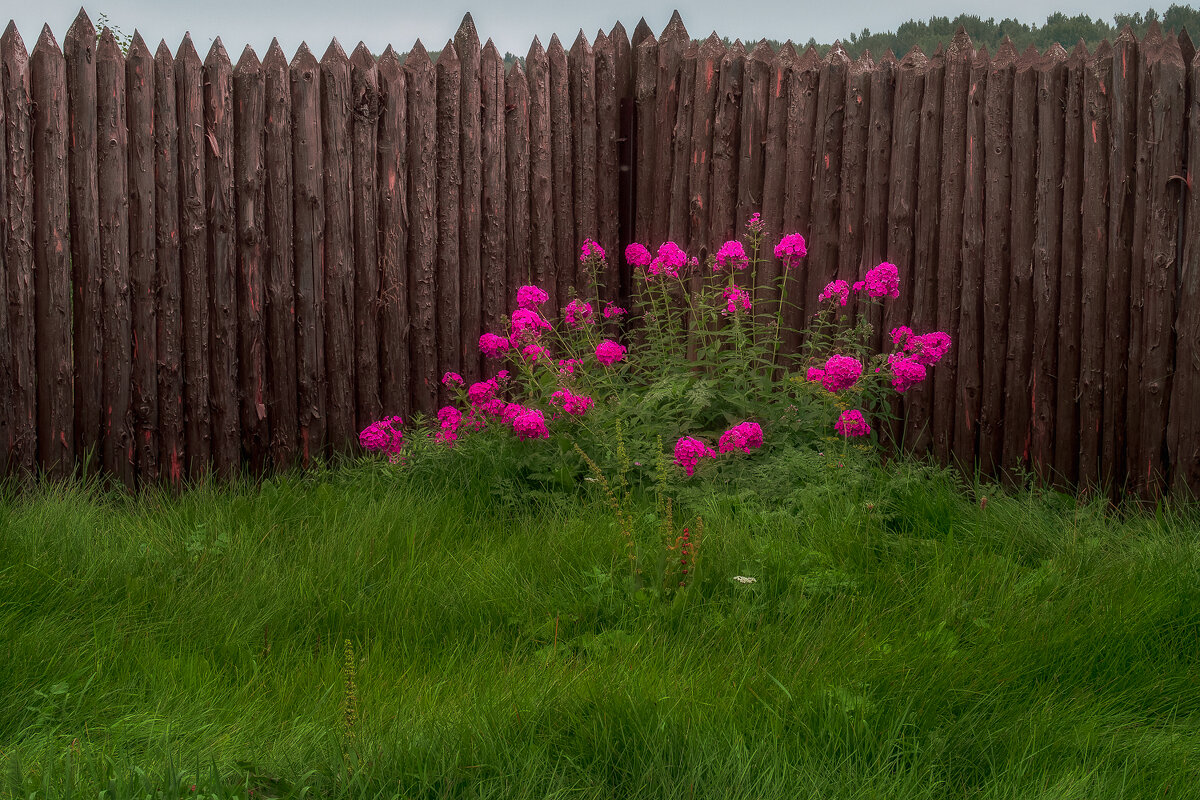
left=1, top=9, right=1198, bottom=499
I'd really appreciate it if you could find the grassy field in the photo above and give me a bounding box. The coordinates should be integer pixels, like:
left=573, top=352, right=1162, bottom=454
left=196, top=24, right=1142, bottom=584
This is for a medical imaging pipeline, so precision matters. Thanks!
left=0, top=456, right=1197, bottom=799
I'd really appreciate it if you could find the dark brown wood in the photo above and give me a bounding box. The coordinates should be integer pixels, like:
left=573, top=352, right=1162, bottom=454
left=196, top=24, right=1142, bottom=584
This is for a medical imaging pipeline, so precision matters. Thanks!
left=376, top=46, right=410, bottom=417
left=30, top=25, right=73, bottom=475
left=760, top=43, right=793, bottom=320
left=979, top=39, right=1016, bottom=476
left=710, top=40, right=743, bottom=245
left=652, top=12, right=688, bottom=249
left=1, top=23, right=36, bottom=476
left=1171, top=44, right=1200, bottom=497
left=882, top=47, right=926, bottom=346
left=1137, top=30, right=1186, bottom=496
left=350, top=42, right=381, bottom=429
left=633, top=33, right=658, bottom=245
left=861, top=49, right=896, bottom=356
left=953, top=44, right=988, bottom=472
left=594, top=30, right=620, bottom=303
left=1053, top=43, right=1087, bottom=486
left=905, top=44, right=943, bottom=456
left=806, top=43, right=849, bottom=325
left=177, top=35, right=211, bottom=477
left=1002, top=45, right=1040, bottom=477
left=837, top=50, right=872, bottom=322
left=435, top=39, right=462, bottom=401
left=234, top=45, right=268, bottom=474
left=456, top=16, right=483, bottom=382
left=290, top=42, right=327, bottom=461
left=263, top=39, right=297, bottom=469
left=782, top=45, right=821, bottom=353
left=737, top=41, right=770, bottom=243
left=687, top=33, right=723, bottom=257
left=405, top=41, right=437, bottom=415
left=668, top=41, right=696, bottom=246
left=65, top=10, right=102, bottom=474
left=320, top=40, right=355, bottom=450
left=610, top=22, right=634, bottom=301
left=205, top=39, right=240, bottom=478
left=1104, top=27, right=1138, bottom=495
left=526, top=39, right=555, bottom=304
left=548, top=35, right=574, bottom=307
left=1078, top=41, right=1111, bottom=491
left=570, top=30, right=598, bottom=296
left=480, top=41, right=507, bottom=351
left=153, top=39, right=184, bottom=485
left=504, top=61, right=531, bottom=299
left=1031, top=44, right=1068, bottom=483
left=126, top=33, right=157, bottom=483
left=0, top=27, right=8, bottom=476
left=933, top=29, right=971, bottom=465
left=96, top=29, right=133, bottom=486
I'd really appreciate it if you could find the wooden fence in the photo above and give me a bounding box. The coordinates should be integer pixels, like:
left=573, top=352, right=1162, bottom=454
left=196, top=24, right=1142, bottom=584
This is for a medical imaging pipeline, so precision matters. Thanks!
left=1, top=9, right=1198, bottom=499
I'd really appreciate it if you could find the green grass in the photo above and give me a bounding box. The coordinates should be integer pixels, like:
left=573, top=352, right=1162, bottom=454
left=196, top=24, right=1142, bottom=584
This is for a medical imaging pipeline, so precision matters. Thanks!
left=0, top=456, right=1197, bottom=799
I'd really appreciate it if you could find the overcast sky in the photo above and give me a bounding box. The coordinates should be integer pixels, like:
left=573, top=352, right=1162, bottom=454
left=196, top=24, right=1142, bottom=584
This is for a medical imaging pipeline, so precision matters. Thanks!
left=7, top=1, right=1145, bottom=59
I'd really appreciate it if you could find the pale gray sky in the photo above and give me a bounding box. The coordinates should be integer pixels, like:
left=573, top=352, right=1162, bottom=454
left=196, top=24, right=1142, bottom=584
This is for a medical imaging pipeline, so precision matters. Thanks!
left=8, top=1, right=1145, bottom=59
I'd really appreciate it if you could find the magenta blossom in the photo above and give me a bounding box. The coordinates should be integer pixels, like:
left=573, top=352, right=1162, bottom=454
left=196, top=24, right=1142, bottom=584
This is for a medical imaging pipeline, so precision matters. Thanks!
left=500, top=402, right=525, bottom=424
left=889, top=326, right=914, bottom=347
left=521, top=343, right=550, bottom=362
left=625, top=242, right=653, bottom=267
left=479, top=333, right=510, bottom=358
left=719, top=421, right=764, bottom=454
left=434, top=406, right=462, bottom=446
left=648, top=241, right=687, bottom=278
left=602, top=302, right=627, bottom=319
left=515, top=285, right=549, bottom=310
left=807, top=355, right=863, bottom=393
left=550, top=388, right=595, bottom=416
left=715, top=240, right=749, bottom=272
left=441, top=372, right=463, bottom=387
left=909, top=331, right=952, bottom=366
left=746, top=213, right=765, bottom=234
left=595, top=339, right=627, bottom=366
left=834, top=409, right=872, bottom=437
left=565, top=299, right=595, bottom=329
left=722, top=285, right=752, bottom=315
left=580, top=239, right=606, bottom=262
left=888, top=352, right=927, bottom=393
left=512, top=408, right=550, bottom=440
left=853, top=262, right=900, bottom=299
left=674, top=436, right=717, bottom=476
left=467, top=379, right=500, bottom=406
left=557, top=358, right=582, bottom=376
left=774, top=233, right=807, bottom=269
left=510, top=307, right=552, bottom=344
left=819, top=279, right=851, bottom=306
left=359, top=416, right=404, bottom=456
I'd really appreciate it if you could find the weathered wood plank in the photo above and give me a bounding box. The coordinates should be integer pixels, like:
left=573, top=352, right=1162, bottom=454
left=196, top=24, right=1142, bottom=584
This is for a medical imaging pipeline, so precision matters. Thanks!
left=806, top=43, right=849, bottom=326
left=668, top=41, right=696, bottom=247
left=435, top=39, right=461, bottom=399
left=594, top=30, right=620, bottom=303
left=782, top=44, right=821, bottom=355
left=456, top=16, right=483, bottom=382
left=234, top=44, right=268, bottom=473
left=737, top=41, right=770, bottom=243
left=350, top=42, right=381, bottom=428
left=0, top=26, right=9, bottom=477
left=504, top=61, right=531, bottom=299
left=320, top=40, right=355, bottom=451
left=290, top=42, right=327, bottom=461
left=570, top=30, right=598, bottom=296
left=652, top=12, right=688, bottom=248
left=709, top=40, right=743, bottom=245
left=153, top=40, right=184, bottom=485
left=377, top=46, right=410, bottom=417
left=632, top=32, right=658, bottom=245
left=837, top=50, right=872, bottom=322
left=263, top=39, right=297, bottom=469
left=480, top=41, right=507, bottom=348
left=687, top=33, right=723, bottom=257
left=405, top=41, right=437, bottom=415
left=760, top=43, right=793, bottom=320
left=30, top=25, right=73, bottom=475
left=610, top=22, right=634, bottom=303
left=526, top=39, right=555, bottom=303
left=548, top=35, right=574, bottom=307
left=97, top=29, right=133, bottom=485
left=1171, top=42, right=1200, bottom=497
left=861, top=49, right=896, bottom=357
left=1, top=23, right=36, bottom=476
left=127, top=33, right=157, bottom=483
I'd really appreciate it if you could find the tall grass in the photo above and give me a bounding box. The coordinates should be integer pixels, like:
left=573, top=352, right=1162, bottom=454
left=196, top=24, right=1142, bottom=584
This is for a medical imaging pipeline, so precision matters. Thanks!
left=0, top=458, right=1197, bottom=798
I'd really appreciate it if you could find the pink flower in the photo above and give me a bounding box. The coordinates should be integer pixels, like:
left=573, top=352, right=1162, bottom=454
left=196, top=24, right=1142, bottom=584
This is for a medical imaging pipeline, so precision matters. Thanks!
left=602, top=302, right=627, bottom=319
left=467, top=379, right=500, bottom=405
left=515, top=285, right=549, bottom=310
left=674, top=436, right=717, bottom=476
left=909, top=331, right=952, bottom=366
left=434, top=406, right=462, bottom=446
left=889, top=326, right=914, bottom=347
left=834, top=409, right=872, bottom=437
left=818, top=279, right=851, bottom=306
left=718, top=421, right=764, bottom=454
left=550, top=388, right=595, bottom=416
left=745, top=213, right=765, bottom=234
left=359, top=416, right=404, bottom=456
left=510, top=307, right=552, bottom=344
left=855, top=262, right=900, bottom=299
left=722, top=285, right=752, bottom=315
left=521, top=343, right=550, bottom=362
left=648, top=242, right=687, bottom=278
left=500, top=402, right=525, bottom=424
left=441, top=371, right=463, bottom=387
left=580, top=239, right=606, bottom=262
left=888, top=353, right=927, bottom=393
left=557, top=358, right=582, bottom=376
left=774, top=233, right=808, bottom=269
left=625, top=242, right=653, bottom=267
left=714, top=240, right=749, bottom=272
left=496, top=369, right=511, bottom=384
left=512, top=408, right=550, bottom=440
left=479, top=333, right=511, bottom=358
left=807, top=355, right=863, bottom=393
left=595, top=339, right=627, bottom=366
left=565, top=299, right=595, bottom=329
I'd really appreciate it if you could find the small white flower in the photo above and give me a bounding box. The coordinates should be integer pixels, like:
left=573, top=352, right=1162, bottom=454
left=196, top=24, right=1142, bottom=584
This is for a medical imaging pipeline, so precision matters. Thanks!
left=733, top=576, right=757, bottom=584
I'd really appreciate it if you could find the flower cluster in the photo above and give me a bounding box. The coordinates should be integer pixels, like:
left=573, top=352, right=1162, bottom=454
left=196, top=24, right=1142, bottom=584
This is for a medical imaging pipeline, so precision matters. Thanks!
left=648, top=242, right=687, bottom=279
left=565, top=299, right=595, bottom=329
left=718, top=421, right=763, bottom=454
left=434, top=406, right=462, bottom=445
left=550, top=387, right=595, bottom=416
left=774, top=233, right=807, bottom=269
left=512, top=408, right=550, bottom=440
left=442, top=372, right=463, bottom=388
left=714, top=240, right=749, bottom=272
left=834, top=409, right=871, bottom=437
left=479, top=333, right=510, bottom=358
left=511, top=306, right=552, bottom=344
left=819, top=279, right=851, bottom=306
left=580, top=239, right=606, bottom=262
left=359, top=416, right=404, bottom=457
left=595, top=339, right=627, bottom=366
left=886, top=327, right=952, bottom=392
left=625, top=242, right=652, bottom=268
left=603, top=302, right=627, bottom=319
left=674, top=437, right=717, bottom=476
left=807, top=355, right=863, bottom=393
left=854, top=262, right=900, bottom=299
left=722, top=285, right=751, bottom=315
